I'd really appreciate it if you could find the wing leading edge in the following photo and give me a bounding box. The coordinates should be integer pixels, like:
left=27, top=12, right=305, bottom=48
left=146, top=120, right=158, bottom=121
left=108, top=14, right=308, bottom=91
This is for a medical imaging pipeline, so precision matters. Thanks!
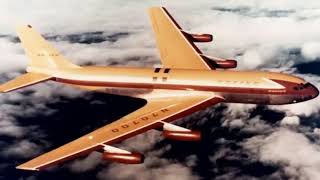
left=149, top=7, right=213, bottom=70
left=16, top=90, right=223, bottom=171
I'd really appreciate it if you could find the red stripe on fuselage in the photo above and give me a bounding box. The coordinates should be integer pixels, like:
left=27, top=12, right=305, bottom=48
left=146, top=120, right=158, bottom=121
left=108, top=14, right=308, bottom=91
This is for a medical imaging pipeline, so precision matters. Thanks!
left=55, top=78, right=297, bottom=95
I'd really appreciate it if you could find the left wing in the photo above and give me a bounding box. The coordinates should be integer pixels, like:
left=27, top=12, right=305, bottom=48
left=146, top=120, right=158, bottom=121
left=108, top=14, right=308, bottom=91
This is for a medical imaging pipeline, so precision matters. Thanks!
left=16, top=90, right=223, bottom=171
left=0, top=73, right=51, bottom=93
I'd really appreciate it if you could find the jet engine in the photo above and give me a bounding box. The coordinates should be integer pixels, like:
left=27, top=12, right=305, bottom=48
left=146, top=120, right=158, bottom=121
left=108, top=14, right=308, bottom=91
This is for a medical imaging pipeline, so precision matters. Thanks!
left=202, top=55, right=237, bottom=69
left=102, top=152, right=144, bottom=164
left=213, top=59, right=237, bottom=69
left=184, top=32, right=213, bottom=42
left=163, top=130, right=201, bottom=141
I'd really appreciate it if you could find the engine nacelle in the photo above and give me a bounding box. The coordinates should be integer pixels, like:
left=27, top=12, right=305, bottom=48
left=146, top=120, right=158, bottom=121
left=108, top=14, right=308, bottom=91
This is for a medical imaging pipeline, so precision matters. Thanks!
left=186, top=33, right=213, bottom=42
left=102, top=152, right=144, bottom=164
left=202, top=55, right=237, bottom=69
left=214, top=59, right=237, bottom=69
left=163, top=130, right=201, bottom=141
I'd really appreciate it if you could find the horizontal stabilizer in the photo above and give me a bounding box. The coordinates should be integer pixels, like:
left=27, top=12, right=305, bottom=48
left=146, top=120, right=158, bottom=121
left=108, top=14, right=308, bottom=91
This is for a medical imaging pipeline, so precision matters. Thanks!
left=0, top=73, right=51, bottom=93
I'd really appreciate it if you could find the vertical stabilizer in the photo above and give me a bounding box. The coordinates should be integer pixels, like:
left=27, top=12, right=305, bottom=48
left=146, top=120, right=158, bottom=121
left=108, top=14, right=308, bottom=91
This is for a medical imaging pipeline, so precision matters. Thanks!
left=16, top=25, right=79, bottom=70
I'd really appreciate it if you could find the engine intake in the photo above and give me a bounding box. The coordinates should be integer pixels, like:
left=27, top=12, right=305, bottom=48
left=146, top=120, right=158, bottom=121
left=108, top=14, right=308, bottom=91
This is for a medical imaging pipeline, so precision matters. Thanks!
left=163, top=130, right=201, bottom=141
left=185, top=32, right=213, bottom=42
left=102, top=152, right=144, bottom=164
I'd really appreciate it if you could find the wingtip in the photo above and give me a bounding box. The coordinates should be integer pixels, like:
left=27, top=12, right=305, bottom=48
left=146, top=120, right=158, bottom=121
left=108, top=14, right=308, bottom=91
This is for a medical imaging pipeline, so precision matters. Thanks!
left=0, top=86, right=5, bottom=93
left=16, top=24, right=34, bottom=33
left=0, top=85, right=10, bottom=93
left=149, top=6, right=165, bottom=11
left=16, top=165, right=39, bottom=171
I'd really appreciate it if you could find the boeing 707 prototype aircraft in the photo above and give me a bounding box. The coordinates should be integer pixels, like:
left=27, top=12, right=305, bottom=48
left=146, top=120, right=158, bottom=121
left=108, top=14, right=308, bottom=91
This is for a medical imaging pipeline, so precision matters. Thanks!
left=0, top=7, right=318, bottom=171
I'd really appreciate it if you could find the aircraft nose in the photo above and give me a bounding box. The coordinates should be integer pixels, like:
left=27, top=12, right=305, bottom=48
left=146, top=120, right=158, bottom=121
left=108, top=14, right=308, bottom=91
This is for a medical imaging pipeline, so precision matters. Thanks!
left=305, top=83, right=319, bottom=99
left=310, top=84, right=319, bottom=99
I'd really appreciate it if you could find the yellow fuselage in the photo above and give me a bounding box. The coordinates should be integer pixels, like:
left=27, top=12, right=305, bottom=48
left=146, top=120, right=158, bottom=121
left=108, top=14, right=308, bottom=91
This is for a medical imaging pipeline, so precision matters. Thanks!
left=28, top=66, right=319, bottom=105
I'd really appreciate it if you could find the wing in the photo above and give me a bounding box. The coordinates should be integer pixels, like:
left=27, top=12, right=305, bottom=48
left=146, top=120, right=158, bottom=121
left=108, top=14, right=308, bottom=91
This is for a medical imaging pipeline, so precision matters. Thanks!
left=149, top=7, right=213, bottom=70
left=0, top=73, right=51, bottom=93
left=16, top=90, right=223, bottom=171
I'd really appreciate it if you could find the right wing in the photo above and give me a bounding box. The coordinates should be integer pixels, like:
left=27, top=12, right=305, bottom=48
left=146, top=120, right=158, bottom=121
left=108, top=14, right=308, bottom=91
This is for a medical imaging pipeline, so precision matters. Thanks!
left=149, top=7, right=213, bottom=70
left=16, top=90, right=224, bottom=171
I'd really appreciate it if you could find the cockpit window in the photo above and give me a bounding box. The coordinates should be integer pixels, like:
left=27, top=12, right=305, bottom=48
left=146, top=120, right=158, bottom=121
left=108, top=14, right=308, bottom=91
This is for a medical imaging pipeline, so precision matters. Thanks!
left=293, top=83, right=310, bottom=91
left=303, top=83, right=311, bottom=88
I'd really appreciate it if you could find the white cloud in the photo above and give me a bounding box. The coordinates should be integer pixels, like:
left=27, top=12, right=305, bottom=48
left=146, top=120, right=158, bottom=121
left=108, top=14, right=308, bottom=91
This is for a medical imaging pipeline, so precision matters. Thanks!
left=0, top=39, right=27, bottom=73
left=97, top=161, right=199, bottom=180
left=0, top=0, right=158, bottom=35
left=222, top=103, right=256, bottom=119
left=226, top=119, right=245, bottom=129
left=301, top=42, right=320, bottom=60
left=244, top=129, right=320, bottom=180
left=0, top=119, right=26, bottom=137
left=241, top=48, right=264, bottom=69
left=1, top=140, right=42, bottom=158
left=210, top=0, right=320, bottom=10
left=119, top=130, right=163, bottom=152
left=68, top=152, right=102, bottom=173
left=280, top=116, right=300, bottom=126
left=314, top=128, right=320, bottom=135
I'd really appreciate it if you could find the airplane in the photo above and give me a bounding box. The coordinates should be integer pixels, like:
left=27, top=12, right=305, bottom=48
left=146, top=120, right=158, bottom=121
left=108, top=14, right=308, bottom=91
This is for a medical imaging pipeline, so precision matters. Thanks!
left=0, top=7, right=318, bottom=171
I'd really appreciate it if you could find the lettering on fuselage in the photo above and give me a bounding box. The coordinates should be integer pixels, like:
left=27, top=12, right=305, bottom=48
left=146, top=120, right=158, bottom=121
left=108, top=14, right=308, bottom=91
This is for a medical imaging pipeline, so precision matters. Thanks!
left=110, top=108, right=170, bottom=133
left=268, top=89, right=286, bottom=93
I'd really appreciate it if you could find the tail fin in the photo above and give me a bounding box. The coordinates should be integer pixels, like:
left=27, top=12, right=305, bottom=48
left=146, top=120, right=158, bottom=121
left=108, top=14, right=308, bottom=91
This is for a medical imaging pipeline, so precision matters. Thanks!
left=0, top=25, right=79, bottom=93
left=16, top=25, right=79, bottom=70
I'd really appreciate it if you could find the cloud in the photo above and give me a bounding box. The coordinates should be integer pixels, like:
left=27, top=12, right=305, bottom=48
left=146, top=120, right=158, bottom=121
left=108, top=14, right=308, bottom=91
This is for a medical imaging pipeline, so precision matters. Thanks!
left=314, top=128, right=320, bottom=135
left=0, top=39, right=27, bottom=73
left=280, top=116, right=300, bottom=126
left=1, top=140, right=42, bottom=158
left=244, top=129, right=320, bottom=180
left=0, top=118, right=26, bottom=138
left=97, top=160, right=199, bottom=180
left=241, top=48, right=265, bottom=69
left=301, top=42, right=320, bottom=60
left=224, top=119, right=245, bottom=129
left=68, top=152, right=102, bottom=173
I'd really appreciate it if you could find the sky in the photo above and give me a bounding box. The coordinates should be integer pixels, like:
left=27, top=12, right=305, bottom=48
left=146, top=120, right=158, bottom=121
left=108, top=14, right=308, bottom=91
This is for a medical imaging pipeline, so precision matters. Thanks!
left=0, top=0, right=320, bottom=180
